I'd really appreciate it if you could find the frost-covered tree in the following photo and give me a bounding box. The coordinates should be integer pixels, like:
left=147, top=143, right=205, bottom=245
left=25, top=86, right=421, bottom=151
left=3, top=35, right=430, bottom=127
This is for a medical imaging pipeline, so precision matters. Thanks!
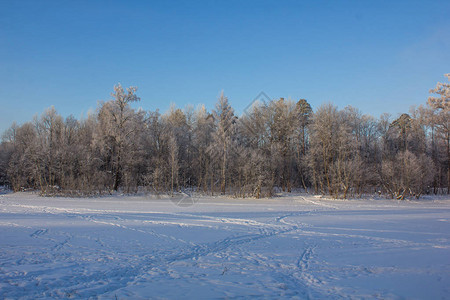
left=6, top=122, right=38, bottom=191
left=266, top=98, right=298, bottom=192
left=34, top=107, right=64, bottom=190
left=238, top=101, right=272, bottom=197
left=294, top=99, right=313, bottom=191
left=428, top=74, right=450, bottom=193
left=0, top=123, right=18, bottom=188
left=167, top=133, right=179, bottom=194
left=1, top=78, right=447, bottom=198
left=381, top=150, right=434, bottom=199
left=164, top=106, right=189, bottom=189
left=428, top=74, right=450, bottom=110
left=308, top=104, right=339, bottom=195
left=94, top=84, right=140, bottom=191
left=308, top=104, right=371, bottom=198
left=192, top=105, right=214, bottom=192
left=208, top=92, right=236, bottom=194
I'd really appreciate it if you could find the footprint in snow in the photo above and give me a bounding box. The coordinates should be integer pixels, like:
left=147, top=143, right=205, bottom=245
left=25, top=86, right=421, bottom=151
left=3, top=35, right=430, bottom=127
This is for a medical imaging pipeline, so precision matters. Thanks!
left=30, top=229, right=48, bottom=237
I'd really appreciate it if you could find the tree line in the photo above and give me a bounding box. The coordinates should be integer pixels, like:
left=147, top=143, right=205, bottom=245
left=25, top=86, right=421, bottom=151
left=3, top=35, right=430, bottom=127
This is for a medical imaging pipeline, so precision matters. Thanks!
left=0, top=75, right=448, bottom=199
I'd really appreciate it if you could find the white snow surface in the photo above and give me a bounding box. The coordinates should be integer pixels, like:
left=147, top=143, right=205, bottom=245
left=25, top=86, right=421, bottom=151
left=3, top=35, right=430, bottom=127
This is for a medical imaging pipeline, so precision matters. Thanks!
left=0, top=192, right=449, bottom=299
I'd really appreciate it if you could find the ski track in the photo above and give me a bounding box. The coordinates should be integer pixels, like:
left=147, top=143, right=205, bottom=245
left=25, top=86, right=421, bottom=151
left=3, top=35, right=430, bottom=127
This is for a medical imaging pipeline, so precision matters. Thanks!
left=0, top=193, right=449, bottom=299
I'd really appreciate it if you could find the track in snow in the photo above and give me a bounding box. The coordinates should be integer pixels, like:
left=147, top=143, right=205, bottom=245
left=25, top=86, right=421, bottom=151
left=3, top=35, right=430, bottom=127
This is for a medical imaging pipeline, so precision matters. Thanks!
left=0, top=193, right=449, bottom=299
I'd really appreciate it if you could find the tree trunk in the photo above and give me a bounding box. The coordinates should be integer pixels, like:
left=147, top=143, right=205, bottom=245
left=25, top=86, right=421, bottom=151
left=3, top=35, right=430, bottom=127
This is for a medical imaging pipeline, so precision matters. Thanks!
left=113, top=147, right=121, bottom=191
left=221, top=150, right=226, bottom=195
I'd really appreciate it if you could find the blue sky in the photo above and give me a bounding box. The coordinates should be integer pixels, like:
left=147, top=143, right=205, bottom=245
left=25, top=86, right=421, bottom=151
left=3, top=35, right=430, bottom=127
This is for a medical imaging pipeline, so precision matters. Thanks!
left=0, top=0, right=449, bottom=133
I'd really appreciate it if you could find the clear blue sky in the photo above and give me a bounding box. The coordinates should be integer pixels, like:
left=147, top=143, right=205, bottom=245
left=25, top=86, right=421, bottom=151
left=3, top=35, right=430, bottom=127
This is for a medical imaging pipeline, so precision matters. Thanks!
left=1, top=0, right=449, bottom=133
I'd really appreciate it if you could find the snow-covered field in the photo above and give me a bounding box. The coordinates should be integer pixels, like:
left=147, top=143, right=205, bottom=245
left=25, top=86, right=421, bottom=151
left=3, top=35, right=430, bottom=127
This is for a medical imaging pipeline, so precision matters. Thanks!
left=0, top=193, right=449, bottom=299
